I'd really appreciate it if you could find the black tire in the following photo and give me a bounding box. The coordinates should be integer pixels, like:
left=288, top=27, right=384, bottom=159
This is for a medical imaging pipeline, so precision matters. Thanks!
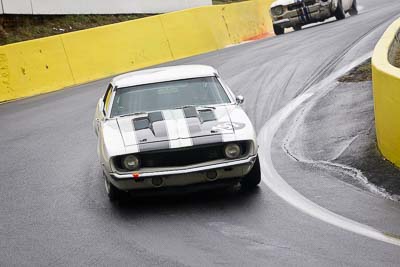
left=349, top=0, right=358, bottom=16
left=293, top=25, right=302, bottom=31
left=104, top=175, right=122, bottom=201
left=241, top=156, right=261, bottom=190
left=273, top=25, right=284, bottom=35
left=334, top=0, right=346, bottom=20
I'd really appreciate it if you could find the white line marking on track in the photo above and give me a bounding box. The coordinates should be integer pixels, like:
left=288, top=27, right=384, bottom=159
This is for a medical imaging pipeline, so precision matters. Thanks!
left=258, top=52, right=400, bottom=247
left=281, top=82, right=400, bottom=202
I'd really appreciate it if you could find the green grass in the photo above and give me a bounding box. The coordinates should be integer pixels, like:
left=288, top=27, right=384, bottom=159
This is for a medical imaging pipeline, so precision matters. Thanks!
left=0, top=14, right=150, bottom=45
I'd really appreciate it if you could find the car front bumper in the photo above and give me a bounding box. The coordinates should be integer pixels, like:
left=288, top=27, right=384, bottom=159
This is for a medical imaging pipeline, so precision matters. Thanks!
left=106, top=155, right=258, bottom=191
left=272, top=2, right=332, bottom=28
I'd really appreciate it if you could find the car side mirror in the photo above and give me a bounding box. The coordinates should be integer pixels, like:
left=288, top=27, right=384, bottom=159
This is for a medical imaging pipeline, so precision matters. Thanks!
left=236, top=95, right=244, bottom=105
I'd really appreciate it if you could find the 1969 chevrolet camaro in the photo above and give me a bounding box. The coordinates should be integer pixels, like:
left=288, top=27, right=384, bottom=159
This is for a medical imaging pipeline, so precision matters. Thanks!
left=94, top=65, right=261, bottom=201
left=270, top=0, right=358, bottom=35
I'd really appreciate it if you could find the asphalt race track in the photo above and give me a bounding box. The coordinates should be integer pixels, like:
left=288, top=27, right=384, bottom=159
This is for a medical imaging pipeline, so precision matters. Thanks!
left=1, top=0, right=400, bottom=265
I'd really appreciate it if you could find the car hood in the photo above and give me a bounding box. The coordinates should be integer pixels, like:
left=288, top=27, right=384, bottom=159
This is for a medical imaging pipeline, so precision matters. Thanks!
left=271, top=0, right=296, bottom=8
left=115, top=106, right=237, bottom=150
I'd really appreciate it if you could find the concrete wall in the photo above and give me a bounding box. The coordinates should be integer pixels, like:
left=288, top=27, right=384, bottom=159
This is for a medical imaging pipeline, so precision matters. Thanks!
left=0, top=0, right=211, bottom=14
left=0, top=0, right=275, bottom=102
left=372, top=18, right=400, bottom=168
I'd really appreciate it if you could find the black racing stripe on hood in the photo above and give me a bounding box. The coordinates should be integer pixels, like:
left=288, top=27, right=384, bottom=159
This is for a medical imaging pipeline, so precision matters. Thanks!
left=138, top=140, right=170, bottom=152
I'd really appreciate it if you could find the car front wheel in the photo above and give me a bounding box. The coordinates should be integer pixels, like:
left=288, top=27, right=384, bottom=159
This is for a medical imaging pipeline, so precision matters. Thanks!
left=273, top=25, right=285, bottom=35
left=349, top=0, right=358, bottom=16
left=293, top=25, right=302, bottom=31
left=104, top=174, right=123, bottom=201
left=334, top=0, right=346, bottom=20
left=241, top=156, right=261, bottom=190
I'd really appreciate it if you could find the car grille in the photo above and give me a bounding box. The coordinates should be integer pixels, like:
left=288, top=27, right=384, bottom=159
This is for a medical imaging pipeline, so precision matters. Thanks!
left=113, top=142, right=250, bottom=172
left=140, top=142, right=248, bottom=168
left=287, top=0, right=316, bottom=11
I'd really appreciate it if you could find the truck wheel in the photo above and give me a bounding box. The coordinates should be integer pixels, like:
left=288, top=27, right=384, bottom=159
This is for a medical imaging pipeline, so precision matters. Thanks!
left=241, top=156, right=261, bottom=190
left=273, top=25, right=284, bottom=35
left=349, top=0, right=358, bottom=16
left=334, top=0, right=346, bottom=20
left=293, top=25, right=302, bottom=31
left=104, top=175, right=122, bottom=201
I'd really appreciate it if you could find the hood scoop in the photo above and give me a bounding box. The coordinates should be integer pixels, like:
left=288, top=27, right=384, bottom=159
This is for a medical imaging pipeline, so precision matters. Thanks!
left=181, top=106, right=234, bottom=137
left=132, top=111, right=163, bottom=135
left=131, top=111, right=169, bottom=144
left=117, top=107, right=234, bottom=147
left=182, top=106, right=216, bottom=123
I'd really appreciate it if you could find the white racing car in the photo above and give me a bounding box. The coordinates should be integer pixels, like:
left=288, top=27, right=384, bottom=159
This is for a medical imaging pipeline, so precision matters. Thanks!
left=270, top=0, right=358, bottom=35
left=94, top=65, right=261, bottom=201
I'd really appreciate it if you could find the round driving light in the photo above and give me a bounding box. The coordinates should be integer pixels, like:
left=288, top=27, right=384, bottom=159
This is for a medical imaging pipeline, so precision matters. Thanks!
left=152, top=176, right=164, bottom=187
left=272, top=6, right=284, bottom=16
left=122, top=155, right=140, bottom=171
left=206, top=170, right=218, bottom=181
left=224, top=144, right=241, bottom=159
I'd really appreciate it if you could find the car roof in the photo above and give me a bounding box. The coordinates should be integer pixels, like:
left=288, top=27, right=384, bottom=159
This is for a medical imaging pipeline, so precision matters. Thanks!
left=111, top=65, right=218, bottom=88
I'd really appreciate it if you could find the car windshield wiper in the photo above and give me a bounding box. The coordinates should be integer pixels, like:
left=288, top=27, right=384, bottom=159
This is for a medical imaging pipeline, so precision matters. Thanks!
left=176, top=105, right=216, bottom=110
left=118, top=111, right=148, bottom=118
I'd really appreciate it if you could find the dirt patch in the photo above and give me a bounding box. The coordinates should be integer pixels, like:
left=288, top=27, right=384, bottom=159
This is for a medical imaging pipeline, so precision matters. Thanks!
left=338, top=59, right=372, bottom=83
left=393, top=49, right=400, bottom=68
left=337, top=62, right=400, bottom=197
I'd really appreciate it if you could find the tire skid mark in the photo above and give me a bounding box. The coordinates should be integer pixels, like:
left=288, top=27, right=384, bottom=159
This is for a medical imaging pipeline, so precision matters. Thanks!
left=258, top=53, right=400, bottom=247
left=296, top=12, right=400, bottom=98
left=281, top=81, right=400, bottom=202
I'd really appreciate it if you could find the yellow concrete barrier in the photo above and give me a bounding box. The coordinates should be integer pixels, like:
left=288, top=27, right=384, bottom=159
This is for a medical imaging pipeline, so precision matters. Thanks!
left=372, top=18, right=400, bottom=167
left=62, top=16, right=173, bottom=85
left=222, top=0, right=273, bottom=43
left=0, top=36, right=75, bottom=101
left=0, top=0, right=274, bottom=102
left=160, top=8, right=221, bottom=60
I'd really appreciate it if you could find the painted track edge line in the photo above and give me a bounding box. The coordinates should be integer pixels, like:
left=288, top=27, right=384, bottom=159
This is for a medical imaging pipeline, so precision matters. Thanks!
left=257, top=53, right=400, bottom=247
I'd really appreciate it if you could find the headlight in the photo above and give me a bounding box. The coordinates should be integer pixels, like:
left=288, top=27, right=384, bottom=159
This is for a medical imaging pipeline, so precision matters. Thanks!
left=224, top=143, right=241, bottom=159
left=122, top=155, right=140, bottom=171
left=271, top=6, right=284, bottom=16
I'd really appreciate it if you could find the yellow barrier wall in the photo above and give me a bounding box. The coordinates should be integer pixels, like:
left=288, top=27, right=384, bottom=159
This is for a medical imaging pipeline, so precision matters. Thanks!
left=0, top=0, right=274, bottom=102
left=0, top=36, right=75, bottom=101
left=62, top=16, right=173, bottom=84
left=372, top=18, right=400, bottom=167
left=160, top=8, right=221, bottom=60
left=222, top=0, right=271, bottom=43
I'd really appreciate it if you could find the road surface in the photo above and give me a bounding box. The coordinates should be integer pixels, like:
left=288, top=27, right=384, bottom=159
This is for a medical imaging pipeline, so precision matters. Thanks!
left=1, top=0, right=400, bottom=265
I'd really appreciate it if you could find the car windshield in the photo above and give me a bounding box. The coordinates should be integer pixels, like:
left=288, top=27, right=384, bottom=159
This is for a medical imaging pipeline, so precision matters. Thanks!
left=110, top=77, right=231, bottom=117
